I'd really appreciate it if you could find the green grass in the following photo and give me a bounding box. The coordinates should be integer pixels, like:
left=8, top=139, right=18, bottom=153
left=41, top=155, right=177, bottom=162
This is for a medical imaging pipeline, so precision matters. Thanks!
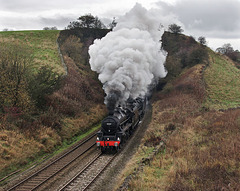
left=204, top=49, right=240, bottom=110
left=53, top=123, right=100, bottom=155
left=0, top=30, right=64, bottom=74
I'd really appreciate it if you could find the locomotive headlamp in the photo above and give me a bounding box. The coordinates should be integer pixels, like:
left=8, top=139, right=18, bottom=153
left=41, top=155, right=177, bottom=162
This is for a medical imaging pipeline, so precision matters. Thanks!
left=97, top=137, right=99, bottom=141
left=117, top=137, right=120, bottom=141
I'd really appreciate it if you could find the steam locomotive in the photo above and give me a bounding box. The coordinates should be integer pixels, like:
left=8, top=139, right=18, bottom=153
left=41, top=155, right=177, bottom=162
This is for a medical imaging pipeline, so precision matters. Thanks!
left=96, top=97, right=146, bottom=152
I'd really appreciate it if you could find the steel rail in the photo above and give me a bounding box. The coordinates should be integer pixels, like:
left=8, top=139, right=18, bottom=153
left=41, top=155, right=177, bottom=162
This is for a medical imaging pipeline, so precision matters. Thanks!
left=82, top=153, right=117, bottom=191
left=7, top=133, right=97, bottom=191
left=58, top=152, right=117, bottom=191
left=58, top=152, right=102, bottom=191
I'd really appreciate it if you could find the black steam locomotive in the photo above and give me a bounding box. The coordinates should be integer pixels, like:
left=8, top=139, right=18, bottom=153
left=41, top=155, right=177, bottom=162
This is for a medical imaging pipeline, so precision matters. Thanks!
left=96, top=97, right=146, bottom=152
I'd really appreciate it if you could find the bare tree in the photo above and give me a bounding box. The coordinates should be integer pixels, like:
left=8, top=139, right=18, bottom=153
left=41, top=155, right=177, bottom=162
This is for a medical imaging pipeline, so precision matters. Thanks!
left=216, top=43, right=234, bottom=55
left=43, top=27, right=50, bottom=30
left=43, top=26, right=58, bottom=30
left=0, top=42, right=33, bottom=110
left=108, top=17, right=117, bottom=30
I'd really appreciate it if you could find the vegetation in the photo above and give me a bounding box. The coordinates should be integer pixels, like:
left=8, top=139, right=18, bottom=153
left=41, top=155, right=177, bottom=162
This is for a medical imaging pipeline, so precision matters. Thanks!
left=198, top=36, right=207, bottom=45
left=0, top=30, right=65, bottom=74
left=216, top=43, right=240, bottom=68
left=1, top=23, right=240, bottom=190
left=168, top=23, right=184, bottom=34
left=0, top=42, right=33, bottom=112
left=108, top=17, right=117, bottom=30
left=204, top=50, right=240, bottom=110
left=117, top=33, right=240, bottom=191
left=43, top=26, right=58, bottom=30
left=161, top=31, right=207, bottom=82
left=216, top=43, right=234, bottom=55
left=0, top=29, right=108, bottom=181
left=67, top=14, right=106, bottom=29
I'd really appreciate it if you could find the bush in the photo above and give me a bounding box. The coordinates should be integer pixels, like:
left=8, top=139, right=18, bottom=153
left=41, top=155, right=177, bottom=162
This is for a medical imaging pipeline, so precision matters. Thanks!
left=187, top=47, right=208, bottom=67
left=46, top=56, right=104, bottom=116
left=0, top=42, right=33, bottom=112
left=168, top=24, right=184, bottom=34
left=27, top=66, right=62, bottom=109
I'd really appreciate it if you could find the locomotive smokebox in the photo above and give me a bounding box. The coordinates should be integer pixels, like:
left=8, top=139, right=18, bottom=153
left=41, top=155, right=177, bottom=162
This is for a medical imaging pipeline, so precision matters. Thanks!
left=108, top=110, right=114, bottom=116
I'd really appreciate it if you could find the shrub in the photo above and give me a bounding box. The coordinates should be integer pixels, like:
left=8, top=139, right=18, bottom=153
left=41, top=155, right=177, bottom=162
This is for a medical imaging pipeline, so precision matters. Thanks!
left=27, top=66, right=62, bottom=109
left=168, top=24, right=184, bottom=34
left=187, top=47, right=208, bottom=67
left=0, top=41, right=33, bottom=112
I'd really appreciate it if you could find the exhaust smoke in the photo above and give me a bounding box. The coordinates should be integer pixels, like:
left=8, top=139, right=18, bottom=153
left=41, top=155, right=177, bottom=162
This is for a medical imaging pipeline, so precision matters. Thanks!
left=89, top=3, right=168, bottom=111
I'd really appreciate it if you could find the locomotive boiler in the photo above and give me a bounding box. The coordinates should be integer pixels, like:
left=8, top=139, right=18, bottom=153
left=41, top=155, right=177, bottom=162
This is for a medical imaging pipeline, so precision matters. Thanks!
left=96, top=97, right=146, bottom=152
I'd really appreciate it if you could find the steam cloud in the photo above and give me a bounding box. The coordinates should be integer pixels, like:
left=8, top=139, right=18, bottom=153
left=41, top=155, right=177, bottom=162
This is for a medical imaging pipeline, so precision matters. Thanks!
left=89, top=3, right=168, bottom=110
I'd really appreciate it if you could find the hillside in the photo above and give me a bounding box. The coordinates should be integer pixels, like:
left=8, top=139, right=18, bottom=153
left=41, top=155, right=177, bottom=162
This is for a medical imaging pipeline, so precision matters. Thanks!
left=1, top=29, right=240, bottom=190
left=0, top=29, right=108, bottom=181
left=0, top=30, right=65, bottom=74
left=204, top=51, right=240, bottom=110
left=117, top=33, right=240, bottom=190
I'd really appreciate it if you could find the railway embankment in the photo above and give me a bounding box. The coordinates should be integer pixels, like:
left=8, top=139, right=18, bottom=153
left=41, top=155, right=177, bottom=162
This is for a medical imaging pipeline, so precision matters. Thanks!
left=115, top=34, right=240, bottom=190
left=0, top=29, right=108, bottom=186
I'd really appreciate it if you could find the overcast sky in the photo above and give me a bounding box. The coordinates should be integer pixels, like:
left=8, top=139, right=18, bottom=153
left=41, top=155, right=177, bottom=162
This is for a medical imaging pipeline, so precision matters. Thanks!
left=0, top=0, right=240, bottom=50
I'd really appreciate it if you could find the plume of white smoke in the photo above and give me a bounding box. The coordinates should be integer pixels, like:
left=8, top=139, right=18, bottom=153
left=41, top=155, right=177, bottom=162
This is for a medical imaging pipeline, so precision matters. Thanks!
left=89, top=3, right=168, bottom=111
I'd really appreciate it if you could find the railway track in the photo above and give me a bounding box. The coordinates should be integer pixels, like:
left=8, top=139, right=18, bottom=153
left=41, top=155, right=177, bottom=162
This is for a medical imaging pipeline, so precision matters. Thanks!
left=6, top=133, right=97, bottom=191
left=59, top=152, right=117, bottom=191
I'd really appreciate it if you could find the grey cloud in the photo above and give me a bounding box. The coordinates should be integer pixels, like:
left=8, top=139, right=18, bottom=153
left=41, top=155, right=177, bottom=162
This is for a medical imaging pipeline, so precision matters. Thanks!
left=157, top=0, right=240, bottom=38
left=0, top=0, right=113, bottom=30
left=0, top=14, right=76, bottom=30
left=39, top=15, right=76, bottom=29
left=0, top=0, right=104, bottom=13
left=0, top=0, right=55, bottom=12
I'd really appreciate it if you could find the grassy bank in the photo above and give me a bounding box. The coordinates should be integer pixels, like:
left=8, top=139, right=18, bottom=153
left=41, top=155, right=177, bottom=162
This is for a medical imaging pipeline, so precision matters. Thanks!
left=0, top=29, right=107, bottom=182
left=116, top=49, right=240, bottom=190
left=0, top=30, right=64, bottom=74
left=204, top=50, right=240, bottom=110
left=0, top=122, right=101, bottom=183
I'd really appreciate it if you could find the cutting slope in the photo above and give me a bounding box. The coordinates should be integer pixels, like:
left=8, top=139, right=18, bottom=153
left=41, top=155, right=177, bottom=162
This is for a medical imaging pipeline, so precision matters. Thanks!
left=0, top=30, right=64, bottom=74
left=116, top=35, right=240, bottom=191
left=204, top=50, right=240, bottom=110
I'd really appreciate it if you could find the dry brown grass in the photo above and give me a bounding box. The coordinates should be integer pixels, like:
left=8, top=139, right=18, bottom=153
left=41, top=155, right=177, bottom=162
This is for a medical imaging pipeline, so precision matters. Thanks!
left=60, top=104, right=106, bottom=139
left=164, top=109, right=240, bottom=191
left=118, top=62, right=240, bottom=191
left=0, top=130, right=43, bottom=176
left=0, top=30, right=107, bottom=180
left=47, top=56, right=105, bottom=116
